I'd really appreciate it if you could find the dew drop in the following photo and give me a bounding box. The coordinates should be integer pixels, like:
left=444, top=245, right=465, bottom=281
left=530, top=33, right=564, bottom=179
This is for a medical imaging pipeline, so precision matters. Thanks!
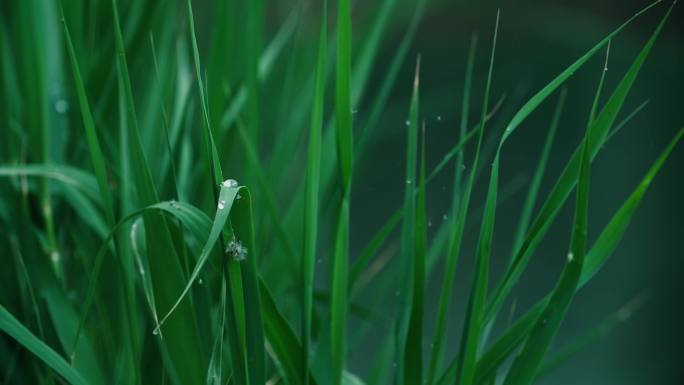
left=152, top=329, right=159, bottom=336
left=55, top=99, right=69, bottom=114
left=436, top=115, right=442, bottom=121
left=223, top=179, right=238, bottom=188
left=442, top=214, right=448, bottom=220
left=406, top=179, right=412, bottom=185
left=217, top=200, right=226, bottom=210
left=567, top=252, right=574, bottom=262
left=198, top=277, right=204, bottom=285
left=405, top=120, right=410, bottom=126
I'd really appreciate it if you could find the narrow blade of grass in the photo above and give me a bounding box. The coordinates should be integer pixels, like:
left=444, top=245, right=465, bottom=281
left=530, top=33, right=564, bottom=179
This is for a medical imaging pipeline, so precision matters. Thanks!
left=510, top=89, right=567, bottom=258
left=0, top=304, right=88, bottom=385
left=426, top=33, right=478, bottom=385
left=395, top=56, right=420, bottom=385
left=453, top=12, right=500, bottom=385
left=331, top=0, right=353, bottom=383
left=404, top=122, right=427, bottom=384
left=303, top=3, right=327, bottom=384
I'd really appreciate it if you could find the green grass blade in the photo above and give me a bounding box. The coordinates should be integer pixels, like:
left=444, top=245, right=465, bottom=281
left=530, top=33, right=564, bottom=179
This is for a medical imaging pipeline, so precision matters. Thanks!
left=331, top=0, right=353, bottom=383
left=404, top=122, right=427, bottom=384
left=0, top=304, right=88, bottom=385
left=230, top=187, right=266, bottom=385
left=510, top=89, right=567, bottom=257
left=260, top=278, right=318, bottom=385
left=187, top=0, right=223, bottom=190
left=355, top=0, right=428, bottom=160
left=395, top=56, right=420, bottom=385
left=485, top=0, right=671, bottom=324
left=61, top=10, right=115, bottom=227
left=153, top=181, right=239, bottom=333
left=303, top=3, right=327, bottom=384
left=453, top=12, right=500, bottom=385
left=501, top=42, right=604, bottom=385
left=426, top=33, right=478, bottom=385
left=474, top=125, right=684, bottom=384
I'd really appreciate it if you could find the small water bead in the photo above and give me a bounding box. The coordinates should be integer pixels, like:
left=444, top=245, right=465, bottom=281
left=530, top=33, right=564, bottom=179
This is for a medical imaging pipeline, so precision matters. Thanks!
left=442, top=214, right=448, bottom=220
left=55, top=99, right=69, bottom=114
left=405, top=120, right=410, bottom=126
left=567, top=252, right=574, bottom=262
left=217, top=200, right=226, bottom=210
left=198, top=277, right=204, bottom=285
left=436, top=115, right=442, bottom=121
left=223, top=179, right=238, bottom=188
left=406, top=179, right=412, bottom=185
left=152, top=329, right=159, bottom=336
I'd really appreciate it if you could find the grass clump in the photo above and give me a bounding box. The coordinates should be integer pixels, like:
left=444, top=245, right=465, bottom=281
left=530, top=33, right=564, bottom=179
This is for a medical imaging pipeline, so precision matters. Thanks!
left=0, top=1, right=681, bottom=385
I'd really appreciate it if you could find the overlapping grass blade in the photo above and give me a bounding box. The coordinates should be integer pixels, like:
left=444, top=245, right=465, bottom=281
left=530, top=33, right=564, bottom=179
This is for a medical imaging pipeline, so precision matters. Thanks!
left=111, top=1, right=205, bottom=382
left=500, top=39, right=604, bottom=385
left=453, top=12, right=500, bottom=385
left=473, top=124, right=684, bottom=384
left=510, top=89, right=566, bottom=258
left=484, top=0, right=670, bottom=325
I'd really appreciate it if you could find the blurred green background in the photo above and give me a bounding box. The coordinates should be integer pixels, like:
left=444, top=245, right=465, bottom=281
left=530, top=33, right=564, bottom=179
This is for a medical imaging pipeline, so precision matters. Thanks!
left=349, top=1, right=683, bottom=383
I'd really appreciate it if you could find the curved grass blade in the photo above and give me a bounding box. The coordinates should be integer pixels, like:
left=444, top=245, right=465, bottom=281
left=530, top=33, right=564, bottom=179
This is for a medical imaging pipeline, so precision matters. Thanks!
left=303, top=3, right=327, bottom=384
left=153, top=180, right=239, bottom=334
left=112, top=0, right=205, bottom=382
left=0, top=304, right=88, bottom=385
left=0, top=164, right=99, bottom=202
